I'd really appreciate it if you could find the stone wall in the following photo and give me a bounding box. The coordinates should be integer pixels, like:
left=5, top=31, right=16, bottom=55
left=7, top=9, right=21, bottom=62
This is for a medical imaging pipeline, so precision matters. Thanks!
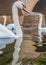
left=23, top=13, right=45, bottom=42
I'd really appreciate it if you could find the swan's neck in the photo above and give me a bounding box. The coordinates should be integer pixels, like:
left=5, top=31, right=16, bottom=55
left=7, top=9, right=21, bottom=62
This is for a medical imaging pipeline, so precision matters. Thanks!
left=38, top=14, right=43, bottom=29
left=12, top=5, right=23, bottom=37
left=3, top=17, right=6, bottom=26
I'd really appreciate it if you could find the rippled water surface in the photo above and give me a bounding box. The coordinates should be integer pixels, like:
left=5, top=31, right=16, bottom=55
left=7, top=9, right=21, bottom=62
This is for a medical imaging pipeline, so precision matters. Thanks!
left=0, top=37, right=46, bottom=65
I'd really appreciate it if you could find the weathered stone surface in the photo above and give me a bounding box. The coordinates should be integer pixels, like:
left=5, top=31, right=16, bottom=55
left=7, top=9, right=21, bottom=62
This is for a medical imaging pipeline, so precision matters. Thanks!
left=19, top=39, right=40, bottom=60
left=23, top=13, right=46, bottom=42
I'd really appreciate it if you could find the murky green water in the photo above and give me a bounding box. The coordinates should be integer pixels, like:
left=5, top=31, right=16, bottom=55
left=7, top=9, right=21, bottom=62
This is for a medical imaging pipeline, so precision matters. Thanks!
left=0, top=38, right=46, bottom=65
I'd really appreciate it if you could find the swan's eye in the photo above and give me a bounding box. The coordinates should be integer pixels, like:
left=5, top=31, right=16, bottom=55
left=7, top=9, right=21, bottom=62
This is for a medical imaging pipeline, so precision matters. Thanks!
left=12, top=27, right=14, bottom=31
left=22, top=3, right=26, bottom=8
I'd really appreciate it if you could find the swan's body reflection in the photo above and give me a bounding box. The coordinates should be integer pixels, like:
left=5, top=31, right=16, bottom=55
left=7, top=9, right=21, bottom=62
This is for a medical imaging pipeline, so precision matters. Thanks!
left=0, top=38, right=15, bottom=54
left=0, top=37, right=23, bottom=64
left=12, top=37, right=23, bottom=65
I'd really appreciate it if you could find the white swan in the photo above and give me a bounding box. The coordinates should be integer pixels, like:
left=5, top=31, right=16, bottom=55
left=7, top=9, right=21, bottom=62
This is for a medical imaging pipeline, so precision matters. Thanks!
left=1, top=4, right=27, bottom=41
left=0, top=16, right=16, bottom=54
left=38, top=13, right=46, bottom=46
left=6, top=1, right=28, bottom=34
left=23, top=12, right=45, bottom=47
left=0, top=0, right=28, bottom=43
left=0, top=23, right=16, bottom=54
left=28, top=13, right=45, bottom=47
left=11, top=1, right=28, bottom=65
left=0, top=1, right=28, bottom=55
left=3, top=15, right=16, bottom=33
left=0, top=23, right=17, bottom=43
left=0, top=15, right=18, bottom=45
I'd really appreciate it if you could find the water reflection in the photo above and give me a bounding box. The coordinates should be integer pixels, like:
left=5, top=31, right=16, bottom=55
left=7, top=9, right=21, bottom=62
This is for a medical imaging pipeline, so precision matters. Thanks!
left=0, top=36, right=23, bottom=65
left=0, top=37, right=15, bottom=54
left=12, top=37, right=23, bottom=65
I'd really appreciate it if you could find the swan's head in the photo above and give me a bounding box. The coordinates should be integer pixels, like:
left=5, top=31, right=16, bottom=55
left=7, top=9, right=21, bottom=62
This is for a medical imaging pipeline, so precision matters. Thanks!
left=3, top=15, right=6, bottom=20
left=13, top=1, right=29, bottom=13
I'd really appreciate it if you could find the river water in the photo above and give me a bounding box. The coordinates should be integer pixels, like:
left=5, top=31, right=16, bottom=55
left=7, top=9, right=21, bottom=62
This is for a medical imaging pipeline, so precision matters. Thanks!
left=0, top=36, right=46, bottom=65
left=0, top=37, right=23, bottom=65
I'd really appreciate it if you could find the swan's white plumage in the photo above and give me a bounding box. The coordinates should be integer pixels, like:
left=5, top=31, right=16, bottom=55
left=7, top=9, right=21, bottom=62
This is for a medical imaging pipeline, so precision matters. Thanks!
left=6, top=24, right=16, bottom=33
left=38, top=13, right=46, bottom=46
left=0, top=24, right=15, bottom=38
left=6, top=1, right=26, bottom=35
left=11, top=1, right=26, bottom=65
left=0, top=1, right=26, bottom=55
left=0, top=24, right=16, bottom=54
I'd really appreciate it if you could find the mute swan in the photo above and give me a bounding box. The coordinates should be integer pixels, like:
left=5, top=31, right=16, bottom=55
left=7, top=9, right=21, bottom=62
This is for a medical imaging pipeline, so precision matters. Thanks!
left=28, top=13, right=45, bottom=47
left=3, top=15, right=16, bottom=33
left=0, top=1, right=28, bottom=55
left=11, top=1, right=29, bottom=65
left=0, top=24, right=16, bottom=54
left=22, top=12, right=44, bottom=47
left=6, top=1, right=29, bottom=34
left=0, top=16, right=16, bottom=54
left=38, top=13, right=46, bottom=46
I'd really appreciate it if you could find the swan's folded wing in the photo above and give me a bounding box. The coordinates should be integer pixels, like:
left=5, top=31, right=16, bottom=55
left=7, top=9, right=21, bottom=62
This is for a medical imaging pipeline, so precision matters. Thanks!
left=0, top=24, right=15, bottom=38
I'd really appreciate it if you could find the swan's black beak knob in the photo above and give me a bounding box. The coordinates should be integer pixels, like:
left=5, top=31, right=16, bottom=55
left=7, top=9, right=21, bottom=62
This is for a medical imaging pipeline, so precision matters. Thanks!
left=22, top=3, right=26, bottom=8
left=22, top=4, right=30, bottom=13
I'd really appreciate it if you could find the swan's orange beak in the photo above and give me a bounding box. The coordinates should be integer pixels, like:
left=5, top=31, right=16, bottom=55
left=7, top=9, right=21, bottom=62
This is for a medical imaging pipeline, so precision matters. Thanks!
left=22, top=4, right=29, bottom=13
left=23, top=8, right=29, bottom=13
left=23, top=6, right=29, bottom=13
